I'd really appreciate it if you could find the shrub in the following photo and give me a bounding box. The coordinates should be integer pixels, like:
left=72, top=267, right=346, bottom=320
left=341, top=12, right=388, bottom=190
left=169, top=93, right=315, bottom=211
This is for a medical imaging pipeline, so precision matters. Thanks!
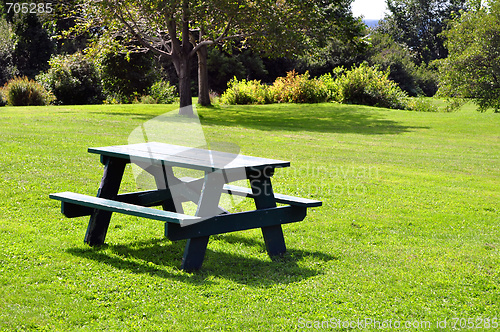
left=414, top=63, right=438, bottom=97
left=0, top=88, right=6, bottom=106
left=103, top=94, right=121, bottom=104
left=37, top=54, right=103, bottom=105
left=3, top=76, right=54, bottom=106
left=132, top=95, right=157, bottom=104
left=149, top=80, right=176, bottom=104
left=405, top=97, right=439, bottom=112
left=318, top=71, right=339, bottom=102
left=209, top=90, right=220, bottom=104
left=270, top=70, right=328, bottom=103
left=220, top=77, right=273, bottom=105
left=323, top=63, right=408, bottom=110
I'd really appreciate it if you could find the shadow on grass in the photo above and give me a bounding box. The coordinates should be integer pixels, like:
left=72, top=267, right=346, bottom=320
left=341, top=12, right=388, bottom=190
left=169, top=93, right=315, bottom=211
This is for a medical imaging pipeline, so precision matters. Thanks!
left=67, top=233, right=338, bottom=288
left=200, top=104, right=429, bottom=135
left=88, top=103, right=428, bottom=135
left=91, top=112, right=157, bottom=121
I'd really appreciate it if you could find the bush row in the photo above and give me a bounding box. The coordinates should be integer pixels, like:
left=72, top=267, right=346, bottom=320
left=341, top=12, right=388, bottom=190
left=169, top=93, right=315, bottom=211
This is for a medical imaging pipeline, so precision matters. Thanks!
left=220, top=64, right=437, bottom=111
left=1, top=52, right=177, bottom=106
left=220, top=71, right=328, bottom=105
left=320, top=63, right=408, bottom=109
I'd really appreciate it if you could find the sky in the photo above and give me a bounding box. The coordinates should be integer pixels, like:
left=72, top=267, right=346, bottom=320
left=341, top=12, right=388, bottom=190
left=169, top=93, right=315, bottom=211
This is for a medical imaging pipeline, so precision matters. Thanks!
left=351, top=0, right=388, bottom=20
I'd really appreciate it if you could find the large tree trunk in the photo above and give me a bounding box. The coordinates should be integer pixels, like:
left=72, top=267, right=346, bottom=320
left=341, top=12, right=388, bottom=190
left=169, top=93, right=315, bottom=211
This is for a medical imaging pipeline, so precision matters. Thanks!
left=166, top=0, right=194, bottom=116
left=178, top=59, right=193, bottom=114
left=197, top=44, right=211, bottom=106
left=171, top=52, right=193, bottom=115
left=179, top=0, right=194, bottom=115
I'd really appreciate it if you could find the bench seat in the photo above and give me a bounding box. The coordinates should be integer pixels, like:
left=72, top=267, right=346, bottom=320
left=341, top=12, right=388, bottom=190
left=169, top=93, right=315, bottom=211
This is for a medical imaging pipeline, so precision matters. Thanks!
left=49, top=192, right=200, bottom=224
left=222, top=184, right=322, bottom=208
left=179, top=177, right=322, bottom=208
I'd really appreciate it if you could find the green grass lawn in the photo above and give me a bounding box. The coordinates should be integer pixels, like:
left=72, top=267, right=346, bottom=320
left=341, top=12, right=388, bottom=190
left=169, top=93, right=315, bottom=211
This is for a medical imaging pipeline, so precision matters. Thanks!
left=0, top=101, right=498, bottom=331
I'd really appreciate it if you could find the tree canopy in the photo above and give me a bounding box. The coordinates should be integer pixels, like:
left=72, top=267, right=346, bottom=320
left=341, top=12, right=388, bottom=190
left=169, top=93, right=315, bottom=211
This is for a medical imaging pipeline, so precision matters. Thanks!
left=73, top=0, right=357, bottom=112
left=438, top=0, right=500, bottom=112
left=379, top=0, right=469, bottom=64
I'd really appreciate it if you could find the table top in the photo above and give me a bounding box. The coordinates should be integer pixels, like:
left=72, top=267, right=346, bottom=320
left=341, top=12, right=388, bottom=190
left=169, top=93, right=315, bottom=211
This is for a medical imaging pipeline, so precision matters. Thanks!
left=89, top=142, right=290, bottom=172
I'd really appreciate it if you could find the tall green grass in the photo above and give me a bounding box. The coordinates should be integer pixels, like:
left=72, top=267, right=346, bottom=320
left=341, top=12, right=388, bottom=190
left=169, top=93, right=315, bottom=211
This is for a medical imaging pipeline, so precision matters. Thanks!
left=0, top=101, right=498, bottom=331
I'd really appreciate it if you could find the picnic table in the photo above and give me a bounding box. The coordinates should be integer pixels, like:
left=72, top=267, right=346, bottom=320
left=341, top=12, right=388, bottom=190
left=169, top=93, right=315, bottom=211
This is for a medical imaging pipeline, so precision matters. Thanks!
left=50, top=142, right=321, bottom=271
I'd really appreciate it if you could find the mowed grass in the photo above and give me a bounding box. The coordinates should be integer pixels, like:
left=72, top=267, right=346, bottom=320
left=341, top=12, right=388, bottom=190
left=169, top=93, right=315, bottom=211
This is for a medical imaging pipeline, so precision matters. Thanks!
left=0, top=101, right=498, bottom=331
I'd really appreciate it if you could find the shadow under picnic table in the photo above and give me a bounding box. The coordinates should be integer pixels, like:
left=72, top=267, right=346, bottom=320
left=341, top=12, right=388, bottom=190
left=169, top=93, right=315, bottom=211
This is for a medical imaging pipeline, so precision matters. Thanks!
left=66, top=234, right=338, bottom=287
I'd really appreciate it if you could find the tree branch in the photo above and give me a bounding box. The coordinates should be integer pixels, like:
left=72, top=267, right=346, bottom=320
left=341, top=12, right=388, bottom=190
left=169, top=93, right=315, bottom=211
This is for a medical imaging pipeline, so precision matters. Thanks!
left=157, top=28, right=172, bottom=53
left=190, top=32, right=255, bottom=56
left=214, top=16, right=233, bottom=44
left=166, top=15, right=181, bottom=53
left=188, top=16, right=233, bottom=56
left=113, top=7, right=171, bottom=57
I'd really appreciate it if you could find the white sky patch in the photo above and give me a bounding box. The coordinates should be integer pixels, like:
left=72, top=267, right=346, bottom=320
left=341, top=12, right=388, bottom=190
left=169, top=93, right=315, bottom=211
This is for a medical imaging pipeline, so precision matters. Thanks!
left=351, top=0, right=388, bottom=20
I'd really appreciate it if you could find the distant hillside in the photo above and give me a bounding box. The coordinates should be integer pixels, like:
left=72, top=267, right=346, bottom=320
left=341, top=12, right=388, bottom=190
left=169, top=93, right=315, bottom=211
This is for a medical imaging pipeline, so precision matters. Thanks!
left=363, top=19, right=380, bottom=28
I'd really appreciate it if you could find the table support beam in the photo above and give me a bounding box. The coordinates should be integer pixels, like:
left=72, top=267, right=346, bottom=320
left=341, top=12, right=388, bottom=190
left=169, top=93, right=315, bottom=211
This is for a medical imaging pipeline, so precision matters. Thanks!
left=154, top=164, right=184, bottom=214
left=180, top=171, right=224, bottom=271
left=84, top=157, right=127, bottom=246
left=166, top=205, right=306, bottom=241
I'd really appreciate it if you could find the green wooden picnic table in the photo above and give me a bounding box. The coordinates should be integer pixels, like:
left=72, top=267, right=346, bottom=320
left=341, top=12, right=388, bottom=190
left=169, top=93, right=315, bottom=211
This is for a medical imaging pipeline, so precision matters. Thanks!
left=50, top=142, right=321, bottom=271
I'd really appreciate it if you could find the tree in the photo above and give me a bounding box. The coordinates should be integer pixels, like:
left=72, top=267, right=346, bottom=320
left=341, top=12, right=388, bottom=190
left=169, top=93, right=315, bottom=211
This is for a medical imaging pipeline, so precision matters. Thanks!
left=381, top=0, right=468, bottom=64
left=49, top=0, right=91, bottom=54
left=438, top=0, right=500, bottom=112
left=366, top=30, right=438, bottom=96
left=206, top=48, right=268, bottom=93
left=0, top=18, right=17, bottom=85
left=98, top=49, right=159, bottom=103
left=296, top=0, right=367, bottom=76
left=76, top=0, right=342, bottom=113
left=12, top=12, right=55, bottom=78
left=1, top=3, right=56, bottom=80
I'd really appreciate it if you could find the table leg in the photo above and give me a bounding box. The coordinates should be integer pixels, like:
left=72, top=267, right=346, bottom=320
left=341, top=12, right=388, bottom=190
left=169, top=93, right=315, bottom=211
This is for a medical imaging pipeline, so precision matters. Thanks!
left=153, top=164, right=184, bottom=213
left=181, top=171, right=224, bottom=271
left=181, top=236, right=210, bottom=272
left=247, top=167, right=287, bottom=256
left=84, top=157, right=127, bottom=246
